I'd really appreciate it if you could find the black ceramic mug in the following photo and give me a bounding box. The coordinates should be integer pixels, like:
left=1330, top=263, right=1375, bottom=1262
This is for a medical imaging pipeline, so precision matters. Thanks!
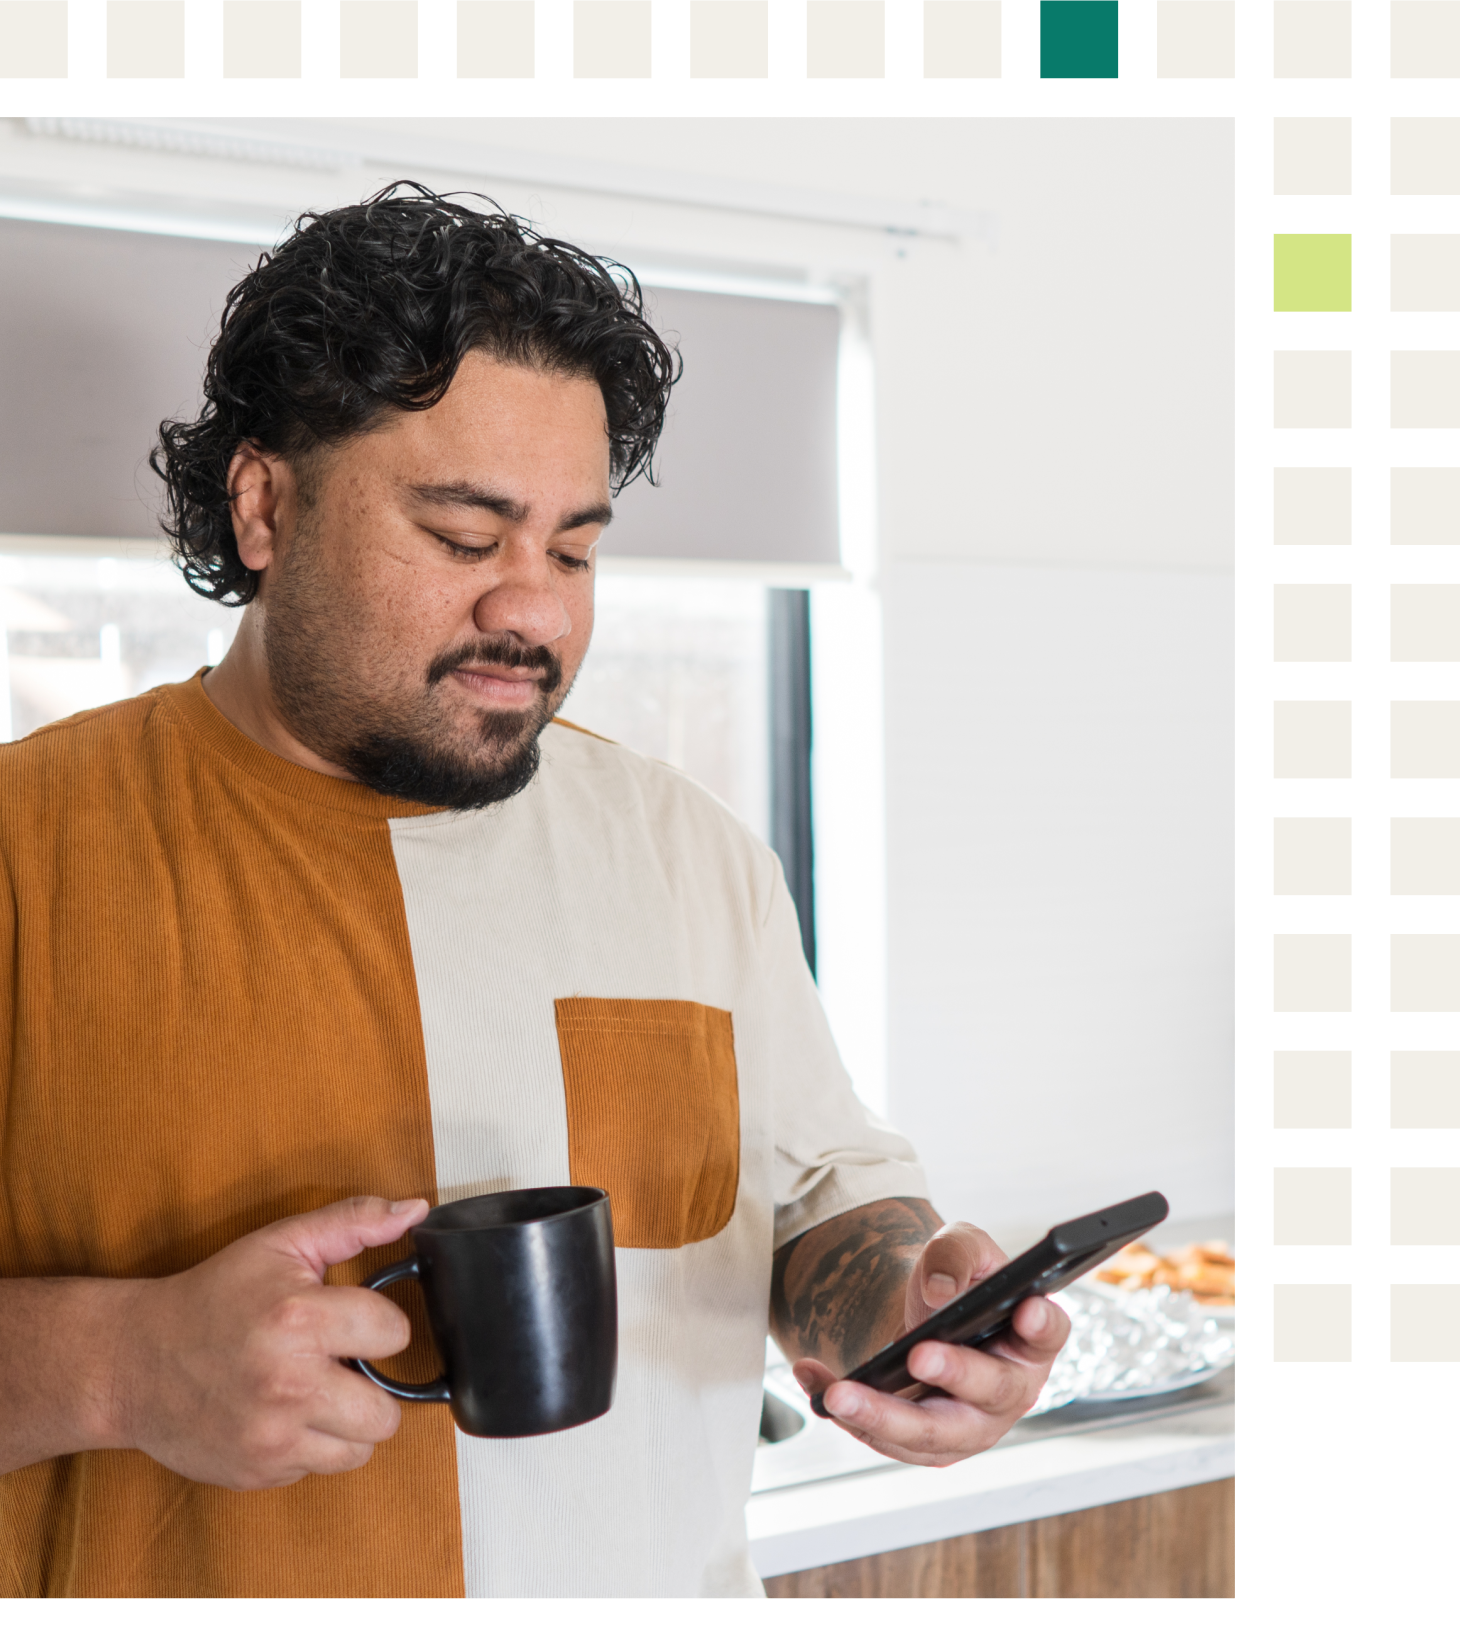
left=348, top=1185, right=617, bottom=1438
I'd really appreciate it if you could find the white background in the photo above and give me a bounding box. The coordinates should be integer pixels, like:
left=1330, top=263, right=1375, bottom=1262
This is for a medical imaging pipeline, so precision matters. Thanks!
left=1266, top=695, right=1351, bottom=777
left=1266, top=0, right=1351, bottom=78
left=688, top=0, right=767, bottom=78
left=1391, top=236, right=1456, bottom=315
left=1391, top=813, right=1456, bottom=892
left=918, top=0, right=1003, bottom=78
left=1391, top=117, right=1456, bottom=195
left=1384, top=0, right=1456, bottom=78
left=1266, top=580, right=1351, bottom=662
left=570, top=0, right=652, bottom=77
left=1266, top=347, right=1351, bottom=429
left=803, top=0, right=879, bottom=78
left=104, top=0, right=184, bottom=76
left=1266, top=1168, right=1351, bottom=1240
left=346, top=0, right=423, bottom=76
left=1266, top=1050, right=1351, bottom=1129
left=1266, top=1279, right=1351, bottom=1358
left=1391, top=1168, right=1456, bottom=1240
left=1391, top=695, right=1460, bottom=777
left=1266, top=462, right=1351, bottom=544
left=1266, top=810, right=1351, bottom=892
left=1266, top=938, right=1351, bottom=1010
left=1148, top=0, right=1227, bottom=79
left=1266, top=116, right=1351, bottom=196
left=456, top=0, right=534, bottom=78
left=1391, top=352, right=1456, bottom=429
left=1384, top=584, right=1456, bottom=659
left=219, top=0, right=300, bottom=78
left=1391, top=1050, right=1456, bottom=1129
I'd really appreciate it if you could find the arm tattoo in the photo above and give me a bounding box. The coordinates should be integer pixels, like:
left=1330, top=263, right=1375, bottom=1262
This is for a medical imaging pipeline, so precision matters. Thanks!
left=770, top=1197, right=943, bottom=1378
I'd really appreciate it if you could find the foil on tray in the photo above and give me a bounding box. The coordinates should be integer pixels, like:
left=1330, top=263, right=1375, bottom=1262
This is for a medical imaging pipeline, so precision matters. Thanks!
left=1022, top=1279, right=1235, bottom=1418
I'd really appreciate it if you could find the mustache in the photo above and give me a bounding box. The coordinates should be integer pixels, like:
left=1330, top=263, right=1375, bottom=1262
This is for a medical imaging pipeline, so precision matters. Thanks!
left=427, top=637, right=563, bottom=697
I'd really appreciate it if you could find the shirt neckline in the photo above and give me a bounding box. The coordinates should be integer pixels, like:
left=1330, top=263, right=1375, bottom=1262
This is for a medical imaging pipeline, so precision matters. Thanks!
left=161, top=671, right=447, bottom=820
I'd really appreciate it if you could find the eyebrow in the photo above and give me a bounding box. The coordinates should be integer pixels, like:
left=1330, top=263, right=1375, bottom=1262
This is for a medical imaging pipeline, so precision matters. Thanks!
left=408, top=482, right=613, bottom=533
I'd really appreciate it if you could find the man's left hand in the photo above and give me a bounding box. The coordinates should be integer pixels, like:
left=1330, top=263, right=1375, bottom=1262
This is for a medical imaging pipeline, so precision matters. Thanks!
left=790, top=1222, right=1071, bottom=1468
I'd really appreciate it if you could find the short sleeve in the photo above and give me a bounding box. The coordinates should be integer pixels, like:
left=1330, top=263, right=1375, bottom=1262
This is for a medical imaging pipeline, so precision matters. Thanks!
left=759, top=862, right=928, bottom=1250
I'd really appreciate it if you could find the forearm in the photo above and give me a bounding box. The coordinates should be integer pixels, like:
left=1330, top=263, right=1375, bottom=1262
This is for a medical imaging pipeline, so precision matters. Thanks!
left=0, top=1277, right=138, bottom=1475
left=769, top=1197, right=943, bottom=1378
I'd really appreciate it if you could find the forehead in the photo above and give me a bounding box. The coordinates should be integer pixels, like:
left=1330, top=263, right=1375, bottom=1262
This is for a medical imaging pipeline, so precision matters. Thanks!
left=388, top=352, right=609, bottom=463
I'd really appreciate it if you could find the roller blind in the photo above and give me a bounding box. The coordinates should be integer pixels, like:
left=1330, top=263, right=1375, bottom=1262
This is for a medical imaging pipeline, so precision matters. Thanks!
left=605, top=285, right=842, bottom=567
left=0, top=218, right=843, bottom=567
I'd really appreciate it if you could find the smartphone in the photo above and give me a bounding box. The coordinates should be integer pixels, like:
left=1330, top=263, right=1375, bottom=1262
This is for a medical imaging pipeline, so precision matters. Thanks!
left=807, top=1190, right=1170, bottom=1418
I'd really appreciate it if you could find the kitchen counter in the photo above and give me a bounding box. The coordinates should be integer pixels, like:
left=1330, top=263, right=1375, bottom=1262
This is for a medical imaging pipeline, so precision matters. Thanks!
left=747, top=1366, right=1235, bottom=1580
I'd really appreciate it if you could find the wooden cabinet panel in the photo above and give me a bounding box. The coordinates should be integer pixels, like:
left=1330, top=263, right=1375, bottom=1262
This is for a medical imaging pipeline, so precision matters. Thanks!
left=763, top=1477, right=1234, bottom=1599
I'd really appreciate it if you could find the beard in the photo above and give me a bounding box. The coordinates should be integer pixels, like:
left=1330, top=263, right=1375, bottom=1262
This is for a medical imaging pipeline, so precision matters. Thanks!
left=261, top=523, right=568, bottom=811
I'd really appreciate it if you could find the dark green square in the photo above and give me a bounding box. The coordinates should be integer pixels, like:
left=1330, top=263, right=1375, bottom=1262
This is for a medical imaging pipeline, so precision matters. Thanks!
left=1041, top=1, right=1119, bottom=78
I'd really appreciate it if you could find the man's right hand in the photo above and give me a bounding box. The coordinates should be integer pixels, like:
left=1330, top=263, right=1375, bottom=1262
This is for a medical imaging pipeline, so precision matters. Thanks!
left=0, top=1196, right=429, bottom=1489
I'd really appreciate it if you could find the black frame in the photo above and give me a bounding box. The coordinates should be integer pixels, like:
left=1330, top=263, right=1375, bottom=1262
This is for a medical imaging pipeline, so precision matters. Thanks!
left=768, top=588, right=816, bottom=977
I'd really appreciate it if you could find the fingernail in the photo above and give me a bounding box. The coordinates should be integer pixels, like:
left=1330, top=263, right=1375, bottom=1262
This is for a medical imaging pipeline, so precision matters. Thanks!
left=920, top=1345, right=947, bottom=1376
left=389, top=1199, right=421, bottom=1214
left=791, top=1365, right=813, bottom=1392
left=826, top=1387, right=864, bottom=1421
left=926, top=1272, right=957, bottom=1301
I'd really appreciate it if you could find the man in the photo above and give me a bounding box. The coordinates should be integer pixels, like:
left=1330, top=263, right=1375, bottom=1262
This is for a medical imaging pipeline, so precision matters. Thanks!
left=0, top=183, right=1069, bottom=1597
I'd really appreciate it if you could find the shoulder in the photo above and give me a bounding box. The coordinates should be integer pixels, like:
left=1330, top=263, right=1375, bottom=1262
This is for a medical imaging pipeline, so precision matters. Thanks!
left=0, top=687, right=174, bottom=788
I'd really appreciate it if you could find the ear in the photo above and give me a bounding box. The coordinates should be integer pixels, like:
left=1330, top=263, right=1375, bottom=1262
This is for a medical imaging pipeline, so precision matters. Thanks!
left=227, top=445, right=288, bottom=576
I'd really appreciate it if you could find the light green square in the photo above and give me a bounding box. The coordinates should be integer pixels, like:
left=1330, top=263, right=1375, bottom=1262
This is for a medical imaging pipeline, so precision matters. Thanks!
left=1275, top=234, right=1352, bottom=312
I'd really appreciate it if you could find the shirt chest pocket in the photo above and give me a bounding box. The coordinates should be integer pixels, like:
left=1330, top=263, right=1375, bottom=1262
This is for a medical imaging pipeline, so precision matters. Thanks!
left=553, top=998, right=740, bottom=1250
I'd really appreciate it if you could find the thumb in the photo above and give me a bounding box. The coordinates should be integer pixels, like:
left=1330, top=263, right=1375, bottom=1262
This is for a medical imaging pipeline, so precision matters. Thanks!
left=263, top=1195, right=430, bottom=1280
left=906, top=1222, right=1008, bottom=1329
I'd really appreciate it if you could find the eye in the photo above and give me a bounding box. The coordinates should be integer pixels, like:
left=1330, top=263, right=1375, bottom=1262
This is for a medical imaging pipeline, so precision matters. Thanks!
left=436, top=535, right=495, bottom=562
left=552, top=550, right=594, bottom=572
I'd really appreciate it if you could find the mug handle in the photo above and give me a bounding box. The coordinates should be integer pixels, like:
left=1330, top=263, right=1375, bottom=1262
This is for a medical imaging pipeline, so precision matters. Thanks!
left=345, top=1256, right=451, bottom=1402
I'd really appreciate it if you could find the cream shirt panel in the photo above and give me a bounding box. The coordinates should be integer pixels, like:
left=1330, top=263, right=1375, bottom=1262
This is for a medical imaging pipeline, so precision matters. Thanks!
left=387, top=722, right=926, bottom=1597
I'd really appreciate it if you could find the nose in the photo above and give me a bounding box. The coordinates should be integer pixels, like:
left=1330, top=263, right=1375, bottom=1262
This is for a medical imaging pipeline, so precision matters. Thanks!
left=470, top=550, right=572, bottom=649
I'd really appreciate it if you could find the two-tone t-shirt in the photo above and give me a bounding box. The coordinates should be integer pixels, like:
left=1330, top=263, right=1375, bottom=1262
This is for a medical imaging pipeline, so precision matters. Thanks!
left=0, top=674, right=925, bottom=1597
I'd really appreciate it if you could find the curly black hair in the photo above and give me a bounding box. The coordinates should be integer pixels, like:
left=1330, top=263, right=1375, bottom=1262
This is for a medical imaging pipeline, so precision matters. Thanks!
left=151, top=181, right=680, bottom=605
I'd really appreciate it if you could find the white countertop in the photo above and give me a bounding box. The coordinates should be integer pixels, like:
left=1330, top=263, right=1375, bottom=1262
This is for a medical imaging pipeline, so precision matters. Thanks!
left=746, top=1376, right=1234, bottom=1578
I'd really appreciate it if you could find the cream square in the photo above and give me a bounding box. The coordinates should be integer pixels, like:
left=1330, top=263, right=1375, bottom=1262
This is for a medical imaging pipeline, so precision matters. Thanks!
left=1393, top=818, right=1460, bottom=894
left=1273, top=0, right=1350, bottom=77
left=1393, top=585, right=1460, bottom=660
left=223, top=1, right=301, bottom=77
left=1275, top=468, right=1351, bottom=545
left=107, top=0, right=183, bottom=76
left=1392, top=236, right=1460, bottom=312
left=690, top=1, right=766, bottom=77
left=1274, top=118, right=1351, bottom=195
left=0, top=1, right=67, bottom=74
left=1274, top=933, right=1350, bottom=1012
left=574, top=0, right=650, bottom=75
left=1392, top=1, right=1460, bottom=77
left=1392, top=1169, right=1460, bottom=1244
left=1275, top=1050, right=1351, bottom=1128
left=1392, top=469, right=1460, bottom=546
left=1275, top=702, right=1350, bottom=778
left=458, top=1, right=534, bottom=76
left=1393, top=353, right=1460, bottom=428
left=1393, top=933, right=1460, bottom=1010
left=340, top=0, right=417, bottom=75
left=1393, top=120, right=1460, bottom=195
left=1156, top=0, right=1234, bottom=77
left=1275, top=1284, right=1350, bottom=1361
left=1392, top=1051, right=1460, bottom=1127
left=1392, top=1286, right=1460, bottom=1361
left=923, top=0, right=999, bottom=77
left=1275, top=351, right=1350, bottom=427
left=1275, top=584, right=1350, bottom=661
left=807, top=0, right=884, bottom=77
left=1275, top=818, right=1350, bottom=894
left=1393, top=702, right=1460, bottom=777
left=1274, top=1167, right=1351, bottom=1243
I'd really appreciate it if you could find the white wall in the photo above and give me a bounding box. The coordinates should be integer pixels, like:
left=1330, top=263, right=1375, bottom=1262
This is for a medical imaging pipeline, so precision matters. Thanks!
left=0, top=117, right=1234, bottom=1244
